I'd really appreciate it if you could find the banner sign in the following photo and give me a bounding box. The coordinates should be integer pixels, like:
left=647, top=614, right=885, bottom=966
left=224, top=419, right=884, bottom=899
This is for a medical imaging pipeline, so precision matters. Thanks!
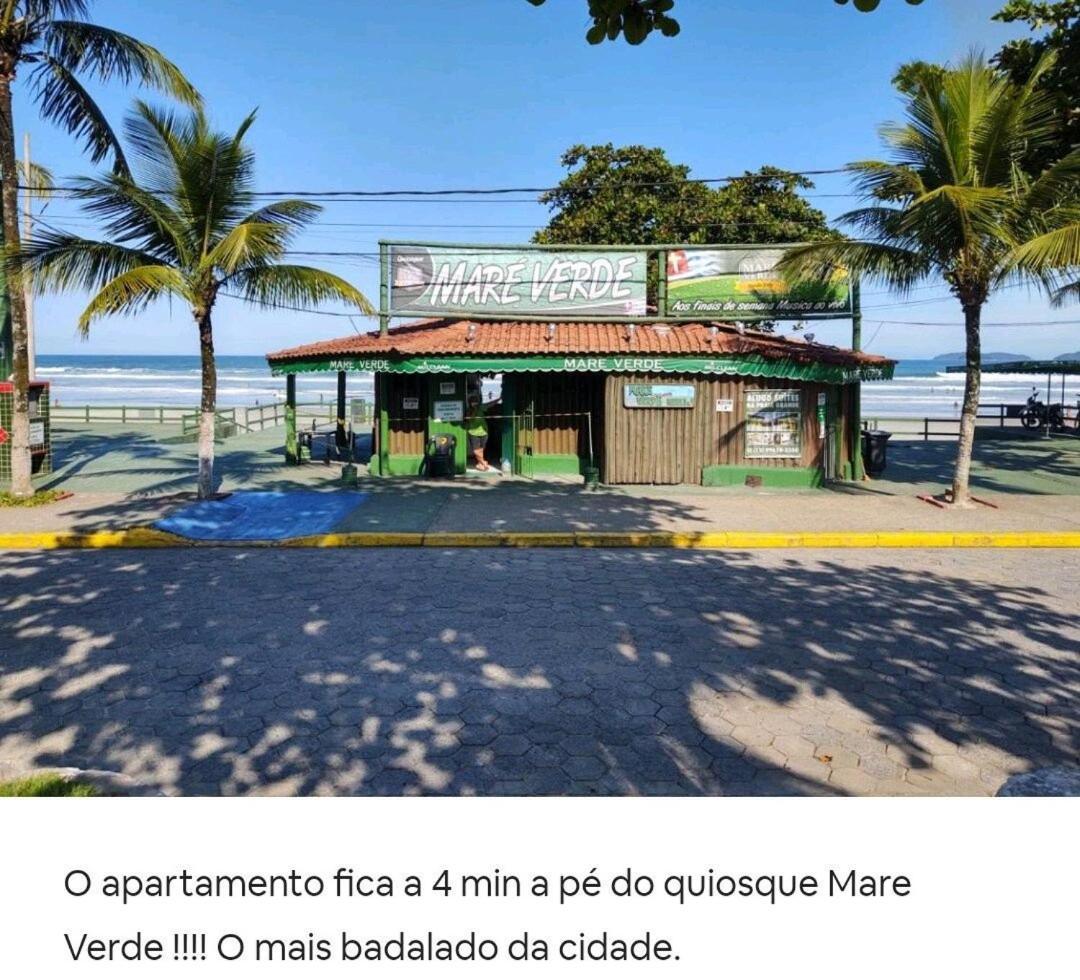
left=665, top=248, right=851, bottom=320
left=624, top=383, right=695, bottom=409
left=390, top=245, right=648, bottom=317
left=745, top=389, right=802, bottom=459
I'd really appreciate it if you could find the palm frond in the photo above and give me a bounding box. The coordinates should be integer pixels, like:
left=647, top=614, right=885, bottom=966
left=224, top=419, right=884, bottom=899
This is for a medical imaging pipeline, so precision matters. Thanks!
left=64, top=173, right=189, bottom=264
left=777, top=239, right=931, bottom=296
left=10, top=229, right=166, bottom=296
left=21, top=159, right=54, bottom=201
left=203, top=222, right=292, bottom=276
left=29, top=55, right=129, bottom=171
left=1003, top=221, right=1080, bottom=275
left=837, top=205, right=910, bottom=241
left=16, top=1, right=89, bottom=25
left=1019, top=148, right=1080, bottom=217
left=847, top=160, right=926, bottom=202
left=123, top=102, right=257, bottom=256
left=899, top=184, right=1012, bottom=245
left=77, top=264, right=188, bottom=334
left=43, top=20, right=200, bottom=107
left=975, top=51, right=1058, bottom=187
left=1051, top=279, right=1080, bottom=307
left=238, top=199, right=322, bottom=231
left=228, top=264, right=375, bottom=315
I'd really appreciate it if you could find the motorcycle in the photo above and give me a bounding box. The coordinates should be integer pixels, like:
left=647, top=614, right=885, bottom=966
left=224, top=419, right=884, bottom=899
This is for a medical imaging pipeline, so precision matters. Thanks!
left=1020, top=389, right=1068, bottom=431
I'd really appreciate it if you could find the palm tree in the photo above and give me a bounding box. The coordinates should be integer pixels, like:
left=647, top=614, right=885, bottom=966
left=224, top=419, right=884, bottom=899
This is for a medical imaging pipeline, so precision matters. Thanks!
left=779, top=54, right=1080, bottom=505
left=0, top=0, right=198, bottom=497
left=16, top=101, right=375, bottom=498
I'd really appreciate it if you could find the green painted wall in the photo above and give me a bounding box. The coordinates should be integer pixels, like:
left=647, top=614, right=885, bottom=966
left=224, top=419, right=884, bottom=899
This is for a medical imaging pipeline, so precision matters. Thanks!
left=517, top=453, right=583, bottom=478
left=384, top=454, right=425, bottom=476
left=428, top=375, right=467, bottom=473
left=701, top=465, right=823, bottom=489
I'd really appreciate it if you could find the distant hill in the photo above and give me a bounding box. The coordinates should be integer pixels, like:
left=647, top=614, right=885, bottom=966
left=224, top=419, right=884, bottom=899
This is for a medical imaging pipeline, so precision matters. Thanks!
left=932, top=352, right=1031, bottom=364
left=1054, top=352, right=1080, bottom=361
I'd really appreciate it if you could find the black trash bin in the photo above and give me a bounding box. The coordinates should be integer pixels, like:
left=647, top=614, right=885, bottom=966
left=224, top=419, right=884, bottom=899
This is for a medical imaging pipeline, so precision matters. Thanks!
left=861, top=429, right=891, bottom=477
left=424, top=433, right=457, bottom=479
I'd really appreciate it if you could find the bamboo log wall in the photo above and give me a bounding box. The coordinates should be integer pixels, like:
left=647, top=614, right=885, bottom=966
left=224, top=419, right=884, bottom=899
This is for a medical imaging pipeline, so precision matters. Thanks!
left=515, top=373, right=603, bottom=460
left=603, top=373, right=828, bottom=485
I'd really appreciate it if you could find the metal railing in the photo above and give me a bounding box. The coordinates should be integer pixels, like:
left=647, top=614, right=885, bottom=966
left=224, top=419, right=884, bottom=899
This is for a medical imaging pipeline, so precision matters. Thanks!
left=50, top=400, right=374, bottom=432
left=863, top=403, right=1080, bottom=441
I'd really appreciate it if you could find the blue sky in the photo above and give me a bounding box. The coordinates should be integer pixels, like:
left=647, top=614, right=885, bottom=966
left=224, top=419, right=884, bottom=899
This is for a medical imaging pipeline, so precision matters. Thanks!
left=23, top=0, right=1077, bottom=359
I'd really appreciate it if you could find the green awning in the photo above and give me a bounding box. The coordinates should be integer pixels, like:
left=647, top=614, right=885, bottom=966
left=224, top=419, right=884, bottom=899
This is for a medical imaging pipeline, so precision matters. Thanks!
left=269, top=353, right=892, bottom=384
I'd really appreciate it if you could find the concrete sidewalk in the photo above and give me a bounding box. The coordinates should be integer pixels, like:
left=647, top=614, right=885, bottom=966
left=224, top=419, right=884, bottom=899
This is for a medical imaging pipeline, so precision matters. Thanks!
left=2, top=424, right=1078, bottom=538
left=3, top=482, right=1079, bottom=541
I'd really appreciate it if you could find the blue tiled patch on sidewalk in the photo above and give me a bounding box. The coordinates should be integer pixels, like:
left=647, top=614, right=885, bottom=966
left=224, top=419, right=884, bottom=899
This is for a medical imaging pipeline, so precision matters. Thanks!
left=156, top=491, right=365, bottom=541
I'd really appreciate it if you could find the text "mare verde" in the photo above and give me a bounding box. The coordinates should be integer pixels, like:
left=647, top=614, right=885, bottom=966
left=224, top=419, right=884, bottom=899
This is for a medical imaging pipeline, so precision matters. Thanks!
left=429, top=256, right=639, bottom=308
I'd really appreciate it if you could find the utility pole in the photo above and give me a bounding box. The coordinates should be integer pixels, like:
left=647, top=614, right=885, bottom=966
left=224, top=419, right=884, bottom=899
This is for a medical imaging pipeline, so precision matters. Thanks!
left=22, top=132, right=33, bottom=379
left=852, top=278, right=864, bottom=481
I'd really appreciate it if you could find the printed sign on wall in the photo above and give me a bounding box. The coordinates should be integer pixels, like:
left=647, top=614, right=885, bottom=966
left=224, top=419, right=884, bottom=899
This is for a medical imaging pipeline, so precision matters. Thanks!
left=391, top=245, right=647, bottom=317
left=432, top=400, right=463, bottom=422
left=665, top=247, right=851, bottom=320
left=623, top=383, right=696, bottom=409
left=745, top=389, right=802, bottom=459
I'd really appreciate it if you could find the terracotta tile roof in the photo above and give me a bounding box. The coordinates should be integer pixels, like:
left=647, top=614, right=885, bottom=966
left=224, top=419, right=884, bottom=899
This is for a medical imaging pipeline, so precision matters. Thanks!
left=266, top=318, right=893, bottom=369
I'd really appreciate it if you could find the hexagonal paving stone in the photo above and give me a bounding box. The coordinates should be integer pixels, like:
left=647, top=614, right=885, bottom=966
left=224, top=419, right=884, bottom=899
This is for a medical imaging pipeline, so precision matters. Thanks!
left=772, top=735, right=816, bottom=760
left=490, top=733, right=532, bottom=757
left=457, top=724, right=498, bottom=747
left=730, top=725, right=774, bottom=749
left=562, top=756, right=608, bottom=781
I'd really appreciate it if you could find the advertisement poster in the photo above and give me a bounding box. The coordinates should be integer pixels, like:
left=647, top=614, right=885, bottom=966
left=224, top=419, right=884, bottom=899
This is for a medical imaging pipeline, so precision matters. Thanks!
left=623, top=383, right=696, bottom=409
left=665, top=248, right=851, bottom=319
left=390, top=245, right=648, bottom=317
left=745, top=388, right=802, bottom=458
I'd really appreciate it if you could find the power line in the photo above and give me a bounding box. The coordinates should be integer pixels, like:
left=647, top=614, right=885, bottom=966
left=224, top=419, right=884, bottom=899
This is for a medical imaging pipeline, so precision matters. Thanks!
left=19, top=167, right=850, bottom=200
left=874, top=317, right=1077, bottom=327
left=217, top=291, right=374, bottom=318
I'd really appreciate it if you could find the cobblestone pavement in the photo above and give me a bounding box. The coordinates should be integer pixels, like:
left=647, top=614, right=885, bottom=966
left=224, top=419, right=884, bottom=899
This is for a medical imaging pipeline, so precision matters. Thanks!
left=1, top=548, right=1076, bottom=796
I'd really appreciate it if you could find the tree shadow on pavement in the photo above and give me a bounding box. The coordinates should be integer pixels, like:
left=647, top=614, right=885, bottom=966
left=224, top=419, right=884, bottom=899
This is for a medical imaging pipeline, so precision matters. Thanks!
left=0, top=548, right=1075, bottom=797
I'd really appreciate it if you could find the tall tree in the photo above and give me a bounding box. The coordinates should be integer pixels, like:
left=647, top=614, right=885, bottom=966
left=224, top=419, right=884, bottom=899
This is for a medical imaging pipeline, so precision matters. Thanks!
left=0, top=0, right=198, bottom=497
left=16, top=102, right=375, bottom=498
left=778, top=55, right=1080, bottom=506
left=993, top=1, right=1080, bottom=171
left=534, top=145, right=834, bottom=246
left=526, top=0, right=926, bottom=45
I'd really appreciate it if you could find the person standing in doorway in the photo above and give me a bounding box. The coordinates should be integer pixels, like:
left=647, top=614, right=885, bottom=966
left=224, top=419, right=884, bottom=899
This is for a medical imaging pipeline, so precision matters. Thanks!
left=466, top=393, right=490, bottom=470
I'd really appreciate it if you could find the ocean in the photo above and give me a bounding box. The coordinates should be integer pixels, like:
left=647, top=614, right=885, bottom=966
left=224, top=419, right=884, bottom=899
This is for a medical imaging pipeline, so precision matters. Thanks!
left=33, top=354, right=1080, bottom=418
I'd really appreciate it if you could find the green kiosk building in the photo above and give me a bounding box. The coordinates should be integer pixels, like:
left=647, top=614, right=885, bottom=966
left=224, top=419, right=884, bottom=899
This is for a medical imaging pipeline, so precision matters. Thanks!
left=265, top=242, right=893, bottom=487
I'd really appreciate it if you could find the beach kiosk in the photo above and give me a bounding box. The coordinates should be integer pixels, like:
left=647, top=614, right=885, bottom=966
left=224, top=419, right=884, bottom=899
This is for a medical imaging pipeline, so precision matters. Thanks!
left=265, top=242, right=894, bottom=487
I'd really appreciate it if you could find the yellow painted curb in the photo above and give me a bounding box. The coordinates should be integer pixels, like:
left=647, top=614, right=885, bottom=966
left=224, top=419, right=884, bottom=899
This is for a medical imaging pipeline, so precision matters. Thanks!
left=503, top=532, right=578, bottom=547
left=422, top=532, right=504, bottom=547
left=283, top=532, right=424, bottom=548
left=1, top=528, right=1078, bottom=550
left=0, top=527, right=187, bottom=550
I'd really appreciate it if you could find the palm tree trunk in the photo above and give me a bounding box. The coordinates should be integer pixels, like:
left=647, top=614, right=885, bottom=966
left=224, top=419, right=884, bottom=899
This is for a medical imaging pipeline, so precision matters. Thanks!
left=951, top=301, right=982, bottom=506
left=196, top=309, right=217, bottom=499
left=0, top=71, right=32, bottom=497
